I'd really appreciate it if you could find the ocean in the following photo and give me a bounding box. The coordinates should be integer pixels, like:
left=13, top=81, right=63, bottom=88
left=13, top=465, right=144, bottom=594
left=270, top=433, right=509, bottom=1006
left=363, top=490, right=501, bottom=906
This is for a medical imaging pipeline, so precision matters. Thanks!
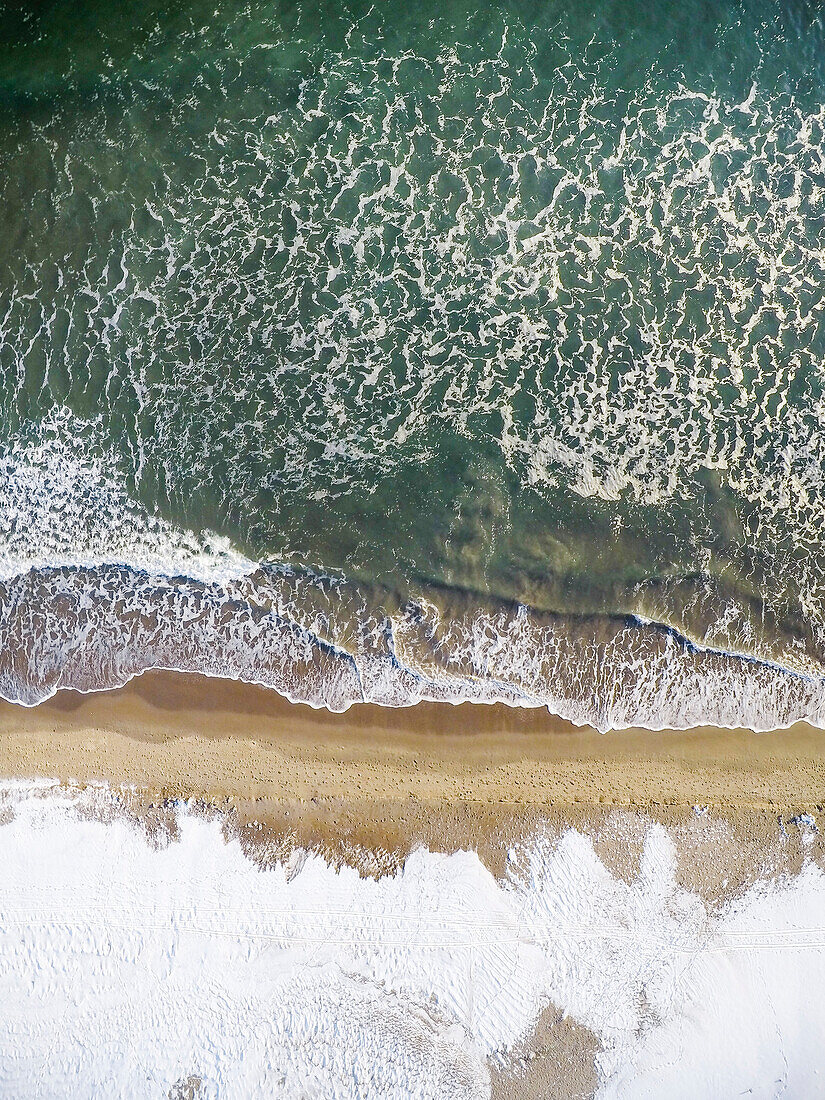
left=2, top=0, right=825, bottom=727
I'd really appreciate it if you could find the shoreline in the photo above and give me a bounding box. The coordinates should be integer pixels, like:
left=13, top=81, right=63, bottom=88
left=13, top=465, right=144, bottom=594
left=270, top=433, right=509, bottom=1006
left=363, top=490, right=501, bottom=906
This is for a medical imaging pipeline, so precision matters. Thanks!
left=0, top=668, right=823, bottom=883
left=1, top=666, right=824, bottom=812
left=6, top=562, right=825, bottom=732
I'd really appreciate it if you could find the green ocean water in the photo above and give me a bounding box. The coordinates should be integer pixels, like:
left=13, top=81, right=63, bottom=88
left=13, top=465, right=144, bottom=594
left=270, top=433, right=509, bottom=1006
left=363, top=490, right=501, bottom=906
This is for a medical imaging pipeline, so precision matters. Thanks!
left=1, top=0, right=825, bottom=724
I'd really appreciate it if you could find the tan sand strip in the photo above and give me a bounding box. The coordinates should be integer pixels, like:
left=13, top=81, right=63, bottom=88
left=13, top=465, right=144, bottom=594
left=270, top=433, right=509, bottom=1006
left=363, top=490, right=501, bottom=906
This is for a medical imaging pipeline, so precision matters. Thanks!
left=0, top=668, right=823, bottom=814
left=0, top=668, right=823, bottom=891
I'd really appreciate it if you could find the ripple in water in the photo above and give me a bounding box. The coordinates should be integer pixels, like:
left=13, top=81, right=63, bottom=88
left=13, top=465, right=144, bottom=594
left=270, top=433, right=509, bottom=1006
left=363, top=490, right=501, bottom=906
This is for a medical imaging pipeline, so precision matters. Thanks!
left=1, top=0, right=825, bottom=724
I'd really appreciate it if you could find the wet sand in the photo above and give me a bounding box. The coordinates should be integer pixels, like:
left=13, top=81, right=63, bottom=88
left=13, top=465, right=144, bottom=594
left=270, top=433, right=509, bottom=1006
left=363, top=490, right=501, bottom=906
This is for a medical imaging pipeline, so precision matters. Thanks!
left=0, top=668, right=822, bottom=814
left=0, top=668, right=823, bottom=886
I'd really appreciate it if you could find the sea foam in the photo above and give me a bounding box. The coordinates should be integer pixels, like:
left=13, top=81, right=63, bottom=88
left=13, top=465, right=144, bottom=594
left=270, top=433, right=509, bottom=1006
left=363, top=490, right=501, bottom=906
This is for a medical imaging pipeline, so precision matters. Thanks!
left=0, top=408, right=254, bottom=585
left=3, top=4, right=825, bottom=729
left=3, top=551, right=825, bottom=731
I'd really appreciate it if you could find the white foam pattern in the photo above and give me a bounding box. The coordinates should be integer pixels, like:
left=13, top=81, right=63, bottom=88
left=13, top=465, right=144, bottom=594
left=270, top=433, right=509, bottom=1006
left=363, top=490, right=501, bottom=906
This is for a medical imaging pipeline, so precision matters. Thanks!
left=0, top=408, right=254, bottom=584
left=3, top=5, right=825, bottom=720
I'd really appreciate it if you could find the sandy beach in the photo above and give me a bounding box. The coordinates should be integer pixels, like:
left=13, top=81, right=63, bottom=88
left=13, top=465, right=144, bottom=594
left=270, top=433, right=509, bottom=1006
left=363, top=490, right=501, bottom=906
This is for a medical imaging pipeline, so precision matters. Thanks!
left=2, top=673, right=824, bottom=1099
left=2, top=668, right=823, bottom=810
left=0, top=669, right=822, bottom=887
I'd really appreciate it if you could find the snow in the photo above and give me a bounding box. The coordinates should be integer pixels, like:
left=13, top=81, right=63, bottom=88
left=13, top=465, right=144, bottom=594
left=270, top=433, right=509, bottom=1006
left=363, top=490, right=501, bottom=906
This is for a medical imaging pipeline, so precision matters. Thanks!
left=0, top=784, right=823, bottom=1098
left=601, top=867, right=825, bottom=1098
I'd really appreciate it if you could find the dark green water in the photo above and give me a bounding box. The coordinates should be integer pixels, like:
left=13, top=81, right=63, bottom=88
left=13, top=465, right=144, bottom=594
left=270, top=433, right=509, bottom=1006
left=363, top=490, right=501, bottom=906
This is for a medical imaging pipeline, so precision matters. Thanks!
left=2, top=0, right=825, bottom=726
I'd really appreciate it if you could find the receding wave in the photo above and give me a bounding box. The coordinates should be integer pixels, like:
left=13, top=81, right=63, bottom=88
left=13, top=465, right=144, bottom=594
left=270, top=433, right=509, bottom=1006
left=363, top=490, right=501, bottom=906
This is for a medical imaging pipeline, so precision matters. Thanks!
left=3, top=559, right=825, bottom=732
left=0, top=409, right=824, bottom=728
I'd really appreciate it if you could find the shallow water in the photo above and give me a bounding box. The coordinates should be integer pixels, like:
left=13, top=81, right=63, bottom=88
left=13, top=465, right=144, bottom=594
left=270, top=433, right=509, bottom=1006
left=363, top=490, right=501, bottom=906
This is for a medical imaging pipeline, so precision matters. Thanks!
left=2, top=0, right=825, bottom=724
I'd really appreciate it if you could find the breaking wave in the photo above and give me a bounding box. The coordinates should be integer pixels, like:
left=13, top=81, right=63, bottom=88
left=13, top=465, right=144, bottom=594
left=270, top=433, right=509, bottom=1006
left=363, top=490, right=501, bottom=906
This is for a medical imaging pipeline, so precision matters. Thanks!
left=2, top=0, right=825, bottom=728
left=0, top=409, right=823, bottom=729
left=3, top=556, right=825, bottom=731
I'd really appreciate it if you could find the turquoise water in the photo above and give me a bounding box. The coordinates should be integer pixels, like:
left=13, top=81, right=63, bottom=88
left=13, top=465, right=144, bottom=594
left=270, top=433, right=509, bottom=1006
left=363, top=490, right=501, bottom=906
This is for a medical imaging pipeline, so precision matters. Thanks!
left=1, top=0, right=825, bottom=725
